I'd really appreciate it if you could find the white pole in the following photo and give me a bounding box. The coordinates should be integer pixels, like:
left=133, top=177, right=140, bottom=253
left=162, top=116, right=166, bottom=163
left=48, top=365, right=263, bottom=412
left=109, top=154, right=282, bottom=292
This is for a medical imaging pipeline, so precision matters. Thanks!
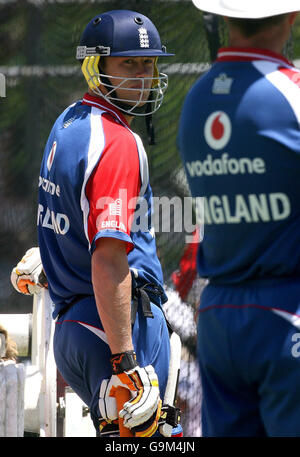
left=43, top=289, right=57, bottom=437
left=0, top=361, right=25, bottom=437
left=27, top=290, right=57, bottom=437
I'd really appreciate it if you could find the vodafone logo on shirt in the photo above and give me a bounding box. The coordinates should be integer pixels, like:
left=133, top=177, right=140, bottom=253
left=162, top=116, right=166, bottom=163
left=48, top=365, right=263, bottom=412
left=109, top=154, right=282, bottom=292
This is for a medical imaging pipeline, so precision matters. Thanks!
left=204, top=111, right=231, bottom=150
left=47, top=141, right=57, bottom=172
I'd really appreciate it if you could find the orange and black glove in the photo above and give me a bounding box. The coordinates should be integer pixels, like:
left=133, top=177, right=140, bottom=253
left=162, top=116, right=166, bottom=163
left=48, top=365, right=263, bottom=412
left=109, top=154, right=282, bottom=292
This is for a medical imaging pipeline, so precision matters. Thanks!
left=99, top=350, right=162, bottom=437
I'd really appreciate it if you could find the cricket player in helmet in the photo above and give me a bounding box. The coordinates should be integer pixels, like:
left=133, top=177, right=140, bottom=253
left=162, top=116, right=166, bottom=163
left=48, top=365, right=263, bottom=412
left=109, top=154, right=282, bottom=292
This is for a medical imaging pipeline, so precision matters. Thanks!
left=11, top=10, right=182, bottom=437
left=77, top=10, right=173, bottom=144
left=77, top=10, right=172, bottom=115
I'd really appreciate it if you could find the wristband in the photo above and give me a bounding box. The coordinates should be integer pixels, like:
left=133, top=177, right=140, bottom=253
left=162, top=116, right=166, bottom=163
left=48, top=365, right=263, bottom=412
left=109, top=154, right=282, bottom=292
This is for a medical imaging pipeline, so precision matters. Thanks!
left=110, top=350, right=138, bottom=374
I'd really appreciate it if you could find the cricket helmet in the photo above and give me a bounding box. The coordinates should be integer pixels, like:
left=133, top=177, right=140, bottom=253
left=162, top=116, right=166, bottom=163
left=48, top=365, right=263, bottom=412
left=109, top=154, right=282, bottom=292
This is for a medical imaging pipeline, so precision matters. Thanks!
left=76, top=10, right=174, bottom=117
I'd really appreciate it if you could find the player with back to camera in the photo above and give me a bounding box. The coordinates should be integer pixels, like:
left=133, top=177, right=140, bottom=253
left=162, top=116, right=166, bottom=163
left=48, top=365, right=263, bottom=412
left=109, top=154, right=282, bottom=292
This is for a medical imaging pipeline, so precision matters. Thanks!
left=178, top=0, right=300, bottom=437
left=11, top=9, right=182, bottom=437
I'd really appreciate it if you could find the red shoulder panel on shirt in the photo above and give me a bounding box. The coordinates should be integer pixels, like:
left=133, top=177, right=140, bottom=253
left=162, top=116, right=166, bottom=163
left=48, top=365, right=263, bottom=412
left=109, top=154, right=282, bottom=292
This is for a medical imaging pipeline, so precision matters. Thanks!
left=85, top=114, right=141, bottom=252
left=278, top=67, right=300, bottom=88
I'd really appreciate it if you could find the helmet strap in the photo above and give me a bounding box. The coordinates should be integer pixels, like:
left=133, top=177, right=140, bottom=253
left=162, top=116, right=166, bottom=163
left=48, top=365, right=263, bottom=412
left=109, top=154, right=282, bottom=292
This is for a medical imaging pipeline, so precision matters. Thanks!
left=145, top=93, right=156, bottom=145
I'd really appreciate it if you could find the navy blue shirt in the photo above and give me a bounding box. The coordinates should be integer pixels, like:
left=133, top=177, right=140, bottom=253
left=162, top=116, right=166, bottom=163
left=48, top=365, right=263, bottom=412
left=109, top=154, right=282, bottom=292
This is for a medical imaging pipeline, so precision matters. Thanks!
left=38, top=93, right=166, bottom=317
left=178, top=47, right=300, bottom=284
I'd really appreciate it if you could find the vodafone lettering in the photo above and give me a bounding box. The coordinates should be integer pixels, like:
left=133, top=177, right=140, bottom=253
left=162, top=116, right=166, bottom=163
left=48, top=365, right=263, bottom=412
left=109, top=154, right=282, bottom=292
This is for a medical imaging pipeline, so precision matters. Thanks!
left=39, top=176, right=61, bottom=196
left=186, top=153, right=266, bottom=177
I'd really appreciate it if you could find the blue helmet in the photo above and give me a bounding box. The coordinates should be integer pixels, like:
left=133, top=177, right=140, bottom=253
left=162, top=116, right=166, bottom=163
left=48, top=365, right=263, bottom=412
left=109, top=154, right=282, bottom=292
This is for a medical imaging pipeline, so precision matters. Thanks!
left=76, top=10, right=174, bottom=118
left=77, top=9, right=174, bottom=58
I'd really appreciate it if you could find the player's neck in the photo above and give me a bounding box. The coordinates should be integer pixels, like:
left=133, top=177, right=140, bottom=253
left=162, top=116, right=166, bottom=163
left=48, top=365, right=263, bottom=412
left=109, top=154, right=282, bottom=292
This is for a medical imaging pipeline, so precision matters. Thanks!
left=87, top=89, right=134, bottom=125
left=228, top=26, right=290, bottom=55
left=228, top=37, right=286, bottom=55
left=122, top=113, right=134, bottom=125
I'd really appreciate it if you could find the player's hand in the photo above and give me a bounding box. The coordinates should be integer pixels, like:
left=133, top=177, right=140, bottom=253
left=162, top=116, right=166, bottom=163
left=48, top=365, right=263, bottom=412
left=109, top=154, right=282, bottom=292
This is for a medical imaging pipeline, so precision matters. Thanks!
left=99, top=351, right=162, bottom=437
left=10, top=247, right=48, bottom=295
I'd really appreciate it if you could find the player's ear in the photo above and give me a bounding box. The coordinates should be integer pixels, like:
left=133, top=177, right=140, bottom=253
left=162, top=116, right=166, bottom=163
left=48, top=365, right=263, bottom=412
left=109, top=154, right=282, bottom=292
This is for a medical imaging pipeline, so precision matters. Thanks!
left=99, top=56, right=107, bottom=71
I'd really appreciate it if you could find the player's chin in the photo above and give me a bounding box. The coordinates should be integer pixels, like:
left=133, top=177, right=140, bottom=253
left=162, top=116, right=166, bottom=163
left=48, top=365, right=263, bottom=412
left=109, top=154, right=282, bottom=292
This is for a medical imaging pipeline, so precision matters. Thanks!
left=135, top=99, right=149, bottom=108
left=122, top=98, right=148, bottom=109
left=131, top=93, right=151, bottom=107
left=125, top=88, right=151, bottom=105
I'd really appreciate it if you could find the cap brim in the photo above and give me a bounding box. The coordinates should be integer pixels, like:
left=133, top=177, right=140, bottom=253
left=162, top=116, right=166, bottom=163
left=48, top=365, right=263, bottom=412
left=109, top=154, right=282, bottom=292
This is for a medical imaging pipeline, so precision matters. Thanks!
left=192, top=0, right=300, bottom=18
left=110, top=49, right=174, bottom=57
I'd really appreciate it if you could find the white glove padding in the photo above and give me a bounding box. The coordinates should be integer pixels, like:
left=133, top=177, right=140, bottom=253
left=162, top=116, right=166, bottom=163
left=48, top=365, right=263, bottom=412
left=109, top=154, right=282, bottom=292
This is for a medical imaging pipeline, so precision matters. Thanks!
left=99, top=365, right=161, bottom=430
left=10, top=247, right=47, bottom=295
left=99, top=379, right=118, bottom=420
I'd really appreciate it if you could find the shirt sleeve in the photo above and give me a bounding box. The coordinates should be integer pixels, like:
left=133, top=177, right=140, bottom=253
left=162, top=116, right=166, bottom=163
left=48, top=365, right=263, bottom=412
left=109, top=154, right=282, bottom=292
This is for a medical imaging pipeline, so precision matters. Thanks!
left=85, top=116, right=141, bottom=254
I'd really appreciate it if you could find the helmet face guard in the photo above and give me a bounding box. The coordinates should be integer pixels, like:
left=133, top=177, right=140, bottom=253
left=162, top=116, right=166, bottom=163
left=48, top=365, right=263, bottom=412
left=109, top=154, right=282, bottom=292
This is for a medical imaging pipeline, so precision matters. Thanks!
left=76, top=10, right=174, bottom=116
left=79, top=54, right=168, bottom=116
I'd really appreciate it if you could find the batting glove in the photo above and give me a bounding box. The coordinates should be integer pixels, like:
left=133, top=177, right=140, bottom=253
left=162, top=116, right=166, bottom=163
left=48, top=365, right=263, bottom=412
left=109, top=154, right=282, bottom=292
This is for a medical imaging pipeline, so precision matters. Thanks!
left=10, top=247, right=48, bottom=295
left=99, top=350, right=162, bottom=437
